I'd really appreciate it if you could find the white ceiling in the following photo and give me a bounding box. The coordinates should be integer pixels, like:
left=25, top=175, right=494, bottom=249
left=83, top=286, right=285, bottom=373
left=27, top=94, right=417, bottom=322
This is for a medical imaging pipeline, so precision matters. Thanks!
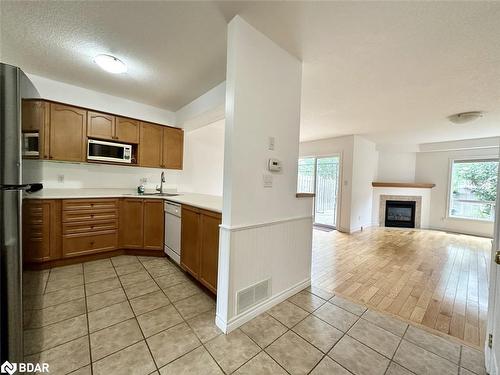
left=1, top=1, right=499, bottom=144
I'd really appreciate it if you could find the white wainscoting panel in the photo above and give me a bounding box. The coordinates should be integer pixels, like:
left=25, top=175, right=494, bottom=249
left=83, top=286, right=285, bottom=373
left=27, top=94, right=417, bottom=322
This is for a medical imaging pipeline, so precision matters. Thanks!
left=216, top=216, right=313, bottom=333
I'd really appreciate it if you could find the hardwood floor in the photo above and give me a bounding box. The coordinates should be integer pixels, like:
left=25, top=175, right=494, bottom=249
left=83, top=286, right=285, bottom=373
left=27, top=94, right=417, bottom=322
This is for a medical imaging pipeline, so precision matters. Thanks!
left=311, top=227, right=491, bottom=348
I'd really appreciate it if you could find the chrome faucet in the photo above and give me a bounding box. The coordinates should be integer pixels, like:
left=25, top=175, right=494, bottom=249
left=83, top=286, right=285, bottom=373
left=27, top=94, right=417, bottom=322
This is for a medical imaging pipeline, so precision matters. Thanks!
left=156, top=171, right=166, bottom=194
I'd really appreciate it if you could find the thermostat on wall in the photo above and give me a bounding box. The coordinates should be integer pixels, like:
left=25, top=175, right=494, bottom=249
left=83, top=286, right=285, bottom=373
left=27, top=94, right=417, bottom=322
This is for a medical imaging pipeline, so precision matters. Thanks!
left=268, top=158, right=282, bottom=172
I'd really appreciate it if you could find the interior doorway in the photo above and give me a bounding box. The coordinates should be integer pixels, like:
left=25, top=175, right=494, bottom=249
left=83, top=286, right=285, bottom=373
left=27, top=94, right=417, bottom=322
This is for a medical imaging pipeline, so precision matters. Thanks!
left=298, top=155, right=341, bottom=229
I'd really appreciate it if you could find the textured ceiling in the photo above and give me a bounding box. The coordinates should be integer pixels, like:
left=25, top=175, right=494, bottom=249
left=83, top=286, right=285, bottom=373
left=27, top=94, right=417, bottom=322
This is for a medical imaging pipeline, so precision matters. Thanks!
left=1, top=1, right=499, bottom=143
left=0, top=1, right=229, bottom=111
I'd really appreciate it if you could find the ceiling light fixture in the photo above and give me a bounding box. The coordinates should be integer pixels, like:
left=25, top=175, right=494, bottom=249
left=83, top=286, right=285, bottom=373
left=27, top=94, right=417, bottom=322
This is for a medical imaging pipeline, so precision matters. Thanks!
left=94, top=54, right=127, bottom=74
left=448, top=111, right=483, bottom=124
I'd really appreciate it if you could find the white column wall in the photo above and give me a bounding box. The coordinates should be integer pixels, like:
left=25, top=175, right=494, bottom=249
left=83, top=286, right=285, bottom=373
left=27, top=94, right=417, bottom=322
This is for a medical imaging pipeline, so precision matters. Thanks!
left=216, top=16, right=313, bottom=332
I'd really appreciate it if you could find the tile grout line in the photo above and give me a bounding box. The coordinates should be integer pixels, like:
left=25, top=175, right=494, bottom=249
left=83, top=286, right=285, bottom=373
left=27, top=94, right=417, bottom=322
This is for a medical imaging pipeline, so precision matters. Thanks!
left=110, top=257, right=161, bottom=374
left=138, top=257, right=216, bottom=371
left=82, top=263, right=94, bottom=375
left=383, top=324, right=409, bottom=375
left=138, top=256, right=228, bottom=375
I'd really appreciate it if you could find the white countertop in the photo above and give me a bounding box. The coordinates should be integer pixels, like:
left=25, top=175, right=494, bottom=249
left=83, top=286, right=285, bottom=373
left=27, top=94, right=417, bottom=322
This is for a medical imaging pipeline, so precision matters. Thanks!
left=24, top=188, right=222, bottom=213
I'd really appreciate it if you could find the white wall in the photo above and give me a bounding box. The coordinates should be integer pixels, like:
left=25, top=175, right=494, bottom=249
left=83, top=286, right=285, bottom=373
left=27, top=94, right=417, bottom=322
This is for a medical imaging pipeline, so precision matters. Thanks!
left=217, top=16, right=313, bottom=332
left=377, top=151, right=416, bottom=182
left=175, top=81, right=225, bottom=131
left=415, top=146, right=499, bottom=237
left=350, top=136, right=378, bottom=231
left=23, top=160, right=181, bottom=191
left=27, top=74, right=176, bottom=125
left=181, top=119, right=225, bottom=195
left=299, top=135, right=354, bottom=232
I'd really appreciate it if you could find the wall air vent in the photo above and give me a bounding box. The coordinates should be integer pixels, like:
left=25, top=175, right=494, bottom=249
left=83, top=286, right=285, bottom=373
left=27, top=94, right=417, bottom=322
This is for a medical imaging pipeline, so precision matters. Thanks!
left=236, top=278, right=271, bottom=315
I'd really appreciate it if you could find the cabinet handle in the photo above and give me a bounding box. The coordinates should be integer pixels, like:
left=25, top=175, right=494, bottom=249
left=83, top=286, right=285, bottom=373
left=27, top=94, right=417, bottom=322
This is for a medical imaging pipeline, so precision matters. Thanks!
left=90, top=241, right=95, bottom=245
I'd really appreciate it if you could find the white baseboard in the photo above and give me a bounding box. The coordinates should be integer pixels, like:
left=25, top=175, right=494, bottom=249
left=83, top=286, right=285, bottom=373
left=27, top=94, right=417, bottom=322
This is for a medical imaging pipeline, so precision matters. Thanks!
left=215, top=277, right=311, bottom=333
left=349, top=223, right=375, bottom=234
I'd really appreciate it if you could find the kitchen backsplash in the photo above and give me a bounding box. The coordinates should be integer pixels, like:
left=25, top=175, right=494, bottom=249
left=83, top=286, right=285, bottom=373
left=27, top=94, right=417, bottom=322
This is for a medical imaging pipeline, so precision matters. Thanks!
left=23, top=160, right=183, bottom=191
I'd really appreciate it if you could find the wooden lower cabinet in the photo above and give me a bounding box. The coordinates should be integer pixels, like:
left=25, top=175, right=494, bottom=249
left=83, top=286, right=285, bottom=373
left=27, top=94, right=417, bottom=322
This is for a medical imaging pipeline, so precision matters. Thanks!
left=62, top=199, right=118, bottom=258
left=181, top=205, right=221, bottom=293
left=119, top=199, right=144, bottom=249
left=143, top=200, right=164, bottom=250
left=119, top=198, right=164, bottom=251
left=22, top=199, right=61, bottom=263
left=181, top=206, right=201, bottom=277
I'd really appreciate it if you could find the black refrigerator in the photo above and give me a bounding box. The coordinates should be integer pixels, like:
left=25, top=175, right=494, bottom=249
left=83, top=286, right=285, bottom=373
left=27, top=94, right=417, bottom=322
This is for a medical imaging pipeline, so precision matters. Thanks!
left=0, top=62, right=42, bottom=364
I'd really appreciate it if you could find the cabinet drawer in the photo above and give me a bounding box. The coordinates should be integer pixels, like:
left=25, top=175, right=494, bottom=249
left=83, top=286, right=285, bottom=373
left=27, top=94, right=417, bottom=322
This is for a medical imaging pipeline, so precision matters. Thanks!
left=63, top=232, right=117, bottom=258
left=63, top=220, right=118, bottom=235
left=63, top=209, right=118, bottom=223
left=63, top=199, right=118, bottom=212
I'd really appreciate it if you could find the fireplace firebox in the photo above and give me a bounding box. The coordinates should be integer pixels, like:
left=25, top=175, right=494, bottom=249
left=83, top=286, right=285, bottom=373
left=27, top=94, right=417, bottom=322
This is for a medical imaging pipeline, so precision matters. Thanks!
left=385, top=200, right=416, bottom=228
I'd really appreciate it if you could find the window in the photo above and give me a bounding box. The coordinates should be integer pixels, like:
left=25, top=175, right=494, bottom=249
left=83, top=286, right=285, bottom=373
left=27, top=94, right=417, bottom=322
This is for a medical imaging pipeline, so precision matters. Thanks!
left=449, top=159, right=498, bottom=221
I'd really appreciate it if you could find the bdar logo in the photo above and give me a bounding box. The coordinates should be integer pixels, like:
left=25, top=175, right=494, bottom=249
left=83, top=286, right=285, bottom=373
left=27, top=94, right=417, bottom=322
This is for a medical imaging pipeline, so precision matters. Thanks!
left=0, top=361, right=17, bottom=375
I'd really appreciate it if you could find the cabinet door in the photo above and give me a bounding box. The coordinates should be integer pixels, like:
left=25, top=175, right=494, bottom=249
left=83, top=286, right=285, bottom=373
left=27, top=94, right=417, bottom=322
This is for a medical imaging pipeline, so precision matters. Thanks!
left=22, top=100, right=45, bottom=131
left=162, top=127, right=183, bottom=170
left=22, top=200, right=61, bottom=263
left=49, top=104, right=87, bottom=161
left=119, top=199, right=144, bottom=249
left=87, top=111, right=115, bottom=141
left=199, top=211, right=221, bottom=293
left=143, top=200, right=164, bottom=250
left=22, top=100, right=50, bottom=159
left=181, top=206, right=201, bottom=277
left=116, top=117, right=140, bottom=144
left=139, top=123, right=163, bottom=168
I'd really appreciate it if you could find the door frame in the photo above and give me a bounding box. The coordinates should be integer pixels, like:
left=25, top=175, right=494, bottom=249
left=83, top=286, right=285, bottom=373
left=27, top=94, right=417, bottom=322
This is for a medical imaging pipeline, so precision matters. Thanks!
left=299, top=153, right=343, bottom=230
left=486, top=162, right=500, bottom=375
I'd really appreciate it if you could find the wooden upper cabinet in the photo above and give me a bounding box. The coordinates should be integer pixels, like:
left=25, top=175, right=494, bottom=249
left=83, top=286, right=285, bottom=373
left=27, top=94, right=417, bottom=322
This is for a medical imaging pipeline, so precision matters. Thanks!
left=22, top=100, right=50, bottom=159
left=181, top=206, right=201, bottom=278
left=115, top=117, right=140, bottom=144
left=139, top=122, right=163, bottom=168
left=143, top=200, right=164, bottom=250
left=162, top=127, right=184, bottom=170
left=119, top=199, right=144, bottom=249
left=49, top=103, right=87, bottom=162
left=22, top=100, right=46, bottom=132
left=87, top=111, right=115, bottom=141
left=199, top=211, right=221, bottom=293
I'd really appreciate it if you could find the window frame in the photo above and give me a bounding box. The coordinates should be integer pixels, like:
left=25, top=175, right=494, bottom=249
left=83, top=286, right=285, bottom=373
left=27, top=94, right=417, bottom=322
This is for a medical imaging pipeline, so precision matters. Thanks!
left=446, top=156, right=499, bottom=222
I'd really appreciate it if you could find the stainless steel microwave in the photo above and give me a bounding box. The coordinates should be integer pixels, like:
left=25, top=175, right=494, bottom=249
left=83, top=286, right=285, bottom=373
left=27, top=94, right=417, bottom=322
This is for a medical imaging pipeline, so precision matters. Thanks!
left=22, top=132, right=40, bottom=156
left=87, top=139, right=132, bottom=163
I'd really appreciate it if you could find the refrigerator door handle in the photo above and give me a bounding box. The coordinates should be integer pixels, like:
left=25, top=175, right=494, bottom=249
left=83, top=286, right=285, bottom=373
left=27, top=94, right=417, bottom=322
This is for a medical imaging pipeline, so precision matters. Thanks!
left=0, top=183, right=43, bottom=193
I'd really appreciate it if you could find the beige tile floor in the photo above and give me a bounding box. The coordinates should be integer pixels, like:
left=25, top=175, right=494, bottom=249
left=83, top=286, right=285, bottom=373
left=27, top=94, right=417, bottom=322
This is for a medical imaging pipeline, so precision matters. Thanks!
left=23, top=255, right=487, bottom=375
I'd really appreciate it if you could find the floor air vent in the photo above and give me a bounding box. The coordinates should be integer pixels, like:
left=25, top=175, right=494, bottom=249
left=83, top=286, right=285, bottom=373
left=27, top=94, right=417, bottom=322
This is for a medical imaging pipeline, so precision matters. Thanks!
left=236, top=279, right=271, bottom=315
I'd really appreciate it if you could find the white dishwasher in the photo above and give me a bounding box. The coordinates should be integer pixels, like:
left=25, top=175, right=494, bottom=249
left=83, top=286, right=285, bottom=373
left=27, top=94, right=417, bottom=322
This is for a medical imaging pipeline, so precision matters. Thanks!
left=164, top=201, right=181, bottom=265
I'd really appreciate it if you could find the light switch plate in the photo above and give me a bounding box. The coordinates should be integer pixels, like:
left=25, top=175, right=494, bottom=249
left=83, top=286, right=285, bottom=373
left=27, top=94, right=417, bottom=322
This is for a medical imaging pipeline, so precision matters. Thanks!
left=268, top=136, right=275, bottom=151
left=263, top=173, right=273, bottom=188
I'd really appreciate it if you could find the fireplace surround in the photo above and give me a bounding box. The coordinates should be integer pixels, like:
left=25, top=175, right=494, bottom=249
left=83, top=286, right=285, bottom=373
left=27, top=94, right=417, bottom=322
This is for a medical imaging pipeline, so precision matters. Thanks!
left=379, top=195, right=422, bottom=228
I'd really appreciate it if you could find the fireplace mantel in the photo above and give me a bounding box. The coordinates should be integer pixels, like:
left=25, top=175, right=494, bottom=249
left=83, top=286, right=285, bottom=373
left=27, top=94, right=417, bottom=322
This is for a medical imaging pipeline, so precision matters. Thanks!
left=372, top=182, right=435, bottom=189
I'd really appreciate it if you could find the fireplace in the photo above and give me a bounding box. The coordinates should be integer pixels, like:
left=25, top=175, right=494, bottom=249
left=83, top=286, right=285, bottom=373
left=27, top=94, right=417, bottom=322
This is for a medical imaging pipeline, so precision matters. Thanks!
left=385, top=200, right=416, bottom=228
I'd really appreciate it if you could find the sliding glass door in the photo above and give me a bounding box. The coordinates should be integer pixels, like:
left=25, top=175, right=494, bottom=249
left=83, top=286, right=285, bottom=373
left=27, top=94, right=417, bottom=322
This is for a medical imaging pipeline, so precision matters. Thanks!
left=297, top=155, right=341, bottom=228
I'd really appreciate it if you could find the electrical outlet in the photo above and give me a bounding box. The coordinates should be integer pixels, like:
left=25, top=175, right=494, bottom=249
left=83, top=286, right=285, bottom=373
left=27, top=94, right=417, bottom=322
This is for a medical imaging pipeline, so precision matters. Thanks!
left=140, top=177, right=148, bottom=183
left=57, top=174, right=64, bottom=183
